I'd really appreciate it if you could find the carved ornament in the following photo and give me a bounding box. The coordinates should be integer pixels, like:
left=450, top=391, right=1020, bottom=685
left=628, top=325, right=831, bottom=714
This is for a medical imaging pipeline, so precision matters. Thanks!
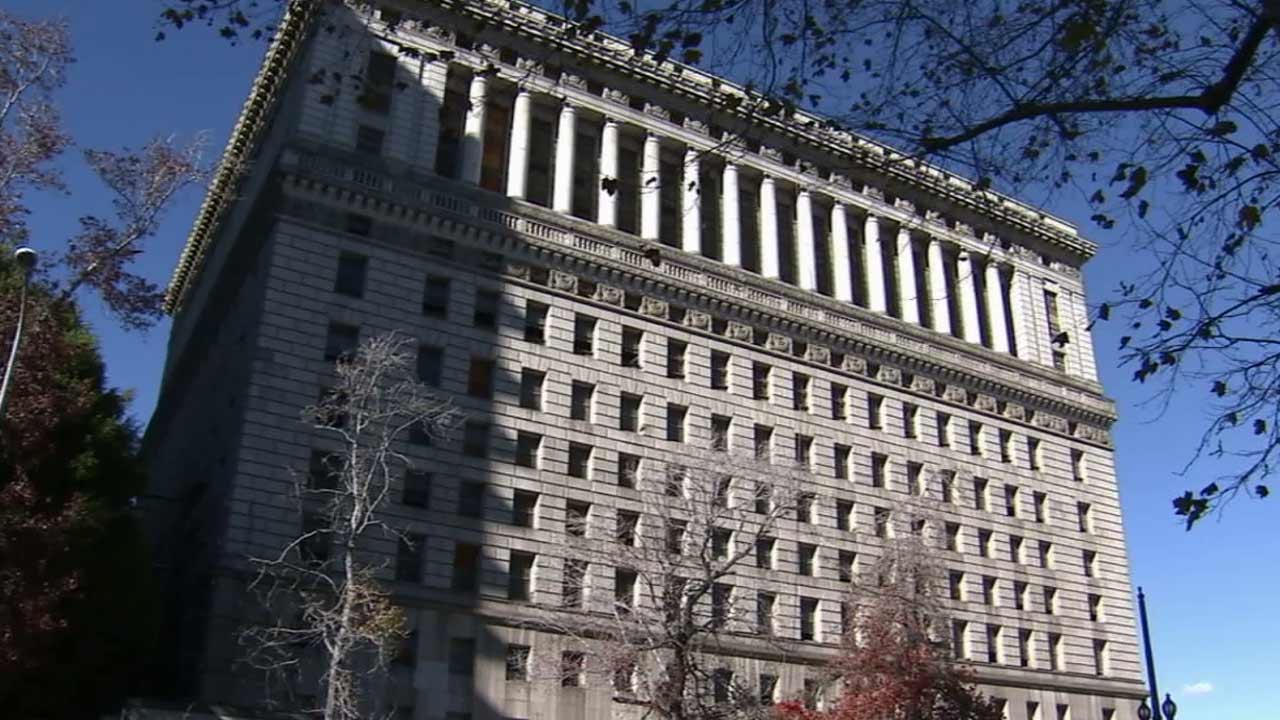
left=805, top=345, right=831, bottom=364
left=876, top=366, right=902, bottom=385
left=684, top=309, right=711, bottom=330
left=842, top=355, right=868, bottom=375
left=766, top=333, right=792, bottom=353
left=550, top=270, right=578, bottom=293
left=726, top=322, right=753, bottom=342
left=943, top=385, right=968, bottom=404
left=594, top=284, right=624, bottom=306
left=640, top=296, right=669, bottom=319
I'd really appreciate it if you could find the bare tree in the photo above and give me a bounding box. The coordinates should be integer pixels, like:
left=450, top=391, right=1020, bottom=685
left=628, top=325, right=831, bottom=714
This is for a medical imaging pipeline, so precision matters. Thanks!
left=524, top=442, right=804, bottom=720
left=240, top=332, right=460, bottom=720
left=777, top=533, right=1002, bottom=720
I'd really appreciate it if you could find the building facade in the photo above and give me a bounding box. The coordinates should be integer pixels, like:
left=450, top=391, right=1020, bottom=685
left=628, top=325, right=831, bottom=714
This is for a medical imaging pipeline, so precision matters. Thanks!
left=143, top=0, right=1147, bottom=718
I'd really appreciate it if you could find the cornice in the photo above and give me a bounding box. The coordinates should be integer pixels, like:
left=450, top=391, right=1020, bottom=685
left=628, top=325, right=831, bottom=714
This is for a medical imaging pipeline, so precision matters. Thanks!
left=274, top=142, right=1119, bottom=441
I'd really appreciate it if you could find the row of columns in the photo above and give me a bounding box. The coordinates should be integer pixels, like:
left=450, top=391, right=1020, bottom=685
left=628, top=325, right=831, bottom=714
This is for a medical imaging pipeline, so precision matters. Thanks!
left=456, top=78, right=1028, bottom=356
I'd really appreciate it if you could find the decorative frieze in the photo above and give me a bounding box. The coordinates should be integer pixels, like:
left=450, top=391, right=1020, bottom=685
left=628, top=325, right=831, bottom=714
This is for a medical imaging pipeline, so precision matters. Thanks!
left=726, top=321, right=753, bottom=342
left=603, top=87, right=629, bottom=104
left=766, top=333, right=792, bottom=354
left=504, top=262, right=531, bottom=280
left=1033, top=411, right=1070, bottom=433
left=973, top=394, right=998, bottom=413
left=643, top=102, right=671, bottom=121
left=876, top=365, right=902, bottom=385
left=1003, top=403, right=1027, bottom=421
left=943, top=385, right=968, bottom=404
left=593, top=283, right=624, bottom=306
left=683, top=309, right=711, bottom=330
left=550, top=269, right=578, bottom=293
left=804, top=345, right=831, bottom=364
left=684, top=117, right=710, bottom=135
left=639, top=296, right=669, bottom=319
left=560, top=72, right=589, bottom=90
left=910, top=375, right=936, bottom=394
left=842, top=355, right=868, bottom=375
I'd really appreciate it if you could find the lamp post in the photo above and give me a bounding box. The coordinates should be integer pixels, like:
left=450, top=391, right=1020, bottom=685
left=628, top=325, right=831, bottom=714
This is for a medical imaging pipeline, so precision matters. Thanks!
left=1137, top=587, right=1176, bottom=720
left=0, top=246, right=38, bottom=421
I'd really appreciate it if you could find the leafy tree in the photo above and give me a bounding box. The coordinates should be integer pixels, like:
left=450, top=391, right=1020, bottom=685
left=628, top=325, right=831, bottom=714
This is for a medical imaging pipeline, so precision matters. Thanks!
left=0, top=251, right=157, bottom=720
left=240, top=333, right=459, bottom=720
left=774, top=537, right=1002, bottom=720
left=168, top=0, right=1280, bottom=525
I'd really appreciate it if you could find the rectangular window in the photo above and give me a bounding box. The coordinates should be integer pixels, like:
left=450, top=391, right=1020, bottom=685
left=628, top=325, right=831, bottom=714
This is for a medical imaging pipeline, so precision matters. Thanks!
left=941, top=471, right=955, bottom=504
left=867, top=393, right=884, bottom=430
left=945, top=522, right=960, bottom=551
left=999, top=429, right=1014, bottom=463
left=563, top=560, right=586, bottom=608
left=362, top=50, right=395, bottom=112
left=797, top=493, right=816, bottom=524
left=978, top=529, right=992, bottom=558
left=1015, top=581, right=1028, bottom=610
left=711, top=415, right=733, bottom=451
left=473, top=289, right=500, bottom=329
left=987, top=624, right=1002, bottom=663
left=565, top=500, right=590, bottom=537
left=308, top=450, right=341, bottom=491
left=402, top=470, right=430, bottom=508
left=754, top=481, right=772, bottom=514
left=666, top=403, right=687, bottom=442
left=448, top=637, right=475, bottom=676
left=618, top=452, right=640, bottom=488
left=323, top=322, right=359, bottom=362
left=334, top=252, right=367, bottom=298
left=666, top=520, right=687, bottom=555
left=1040, top=540, right=1054, bottom=568
left=615, top=568, right=637, bottom=613
left=969, top=421, right=984, bottom=457
left=838, top=550, right=856, bottom=582
left=759, top=674, right=778, bottom=706
left=833, top=444, right=851, bottom=480
left=345, top=212, right=372, bottom=236
left=1058, top=705, right=1072, bottom=720
left=1049, top=633, right=1063, bottom=671
left=712, top=668, right=733, bottom=704
left=452, top=543, right=479, bottom=592
left=753, top=424, right=773, bottom=461
left=713, top=475, right=732, bottom=507
left=515, top=432, right=542, bottom=469
left=836, top=500, right=854, bottom=532
left=793, top=373, right=811, bottom=411
left=952, top=621, right=968, bottom=659
left=710, top=583, right=731, bottom=628
left=1078, top=502, right=1092, bottom=532
left=667, top=467, right=687, bottom=498
left=756, top=592, right=776, bottom=635
left=937, top=412, right=951, bottom=447
left=949, top=571, right=964, bottom=601
left=519, top=368, right=545, bottom=410
left=467, top=357, right=494, bottom=399
left=982, top=576, right=996, bottom=606
left=523, top=300, right=548, bottom=344
left=508, top=551, right=535, bottom=601
left=1089, top=593, right=1103, bottom=621
left=506, top=644, right=531, bottom=682
left=874, top=507, right=890, bottom=538
left=621, top=327, right=643, bottom=367
left=1010, top=535, right=1024, bottom=564
left=710, top=350, right=730, bottom=389
left=800, top=597, right=819, bottom=641
left=1072, top=449, right=1088, bottom=482
left=422, top=276, right=450, bottom=318
left=712, top=528, right=732, bottom=560
left=355, top=124, right=385, bottom=155
left=1019, top=630, right=1033, bottom=668
left=395, top=533, right=424, bottom=582
left=755, top=536, right=775, bottom=569
left=1044, top=587, right=1058, bottom=615
left=752, top=362, right=771, bottom=400
left=871, top=453, right=888, bottom=489
left=561, top=651, right=584, bottom=687
left=798, top=543, right=817, bottom=576
left=903, top=403, right=919, bottom=438
left=620, top=393, right=643, bottom=432
left=831, top=383, right=848, bottom=420
left=459, top=482, right=485, bottom=518
left=795, top=434, right=813, bottom=469
left=462, top=420, right=489, bottom=458
left=512, top=490, right=538, bottom=527
left=1027, top=702, right=1041, bottom=720
left=1004, top=484, right=1019, bottom=518
left=567, top=443, right=593, bottom=480
left=617, top=511, right=639, bottom=546
left=573, top=314, right=596, bottom=355
left=973, top=477, right=989, bottom=511
left=416, top=345, right=443, bottom=386
left=1029, top=437, right=1043, bottom=470
left=907, top=462, right=924, bottom=496
left=668, top=340, right=688, bottom=379
left=1034, top=492, right=1048, bottom=523
left=570, top=381, right=594, bottom=422
left=1084, top=549, right=1098, bottom=578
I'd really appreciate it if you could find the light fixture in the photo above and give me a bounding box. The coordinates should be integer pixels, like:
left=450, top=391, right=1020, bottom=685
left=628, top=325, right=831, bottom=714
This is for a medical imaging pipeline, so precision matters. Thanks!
left=1161, top=694, right=1177, bottom=719
left=1137, top=700, right=1152, bottom=720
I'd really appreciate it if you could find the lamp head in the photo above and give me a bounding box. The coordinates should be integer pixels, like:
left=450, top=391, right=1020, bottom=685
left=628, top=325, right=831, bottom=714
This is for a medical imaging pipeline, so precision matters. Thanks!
left=1137, top=700, right=1152, bottom=720
left=1162, top=694, right=1177, bottom=719
left=13, top=247, right=37, bottom=274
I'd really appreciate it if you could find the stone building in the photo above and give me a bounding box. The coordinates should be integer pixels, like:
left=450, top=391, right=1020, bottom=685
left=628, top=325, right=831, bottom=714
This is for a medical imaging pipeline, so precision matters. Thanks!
left=143, top=0, right=1147, bottom=718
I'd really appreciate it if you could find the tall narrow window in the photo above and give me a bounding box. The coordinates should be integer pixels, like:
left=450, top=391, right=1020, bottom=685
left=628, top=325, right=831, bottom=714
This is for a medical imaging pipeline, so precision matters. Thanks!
left=940, top=470, right=956, bottom=504
left=621, top=327, right=643, bottom=367
left=907, top=462, right=924, bottom=496
left=798, top=543, right=817, bottom=576
left=754, top=424, right=773, bottom=461
left=937, top=412, right=951, bottom=447
left=452, top=542, right=480, bottom=592
left=999, top=429, right=1014, bottom=463
left=752, top=362, right=771, bottom=400
left=616, top=510, right=640, bottom=546
left=871, top=453, right=888, bottom=489
left=573, top=314, right=596, bottom=355
left=711, top=415, right=733, bottom=451
left=568, top=443, right=593, bottom=479
left=755, top=536, right=775, bottom=569
left=519, top=368, right=545, bottom=410
left=512, top=490, right=538, bottom=527
left=395, top=534, right=425, bottom=582
left=362, top=51, right=396, bottom=114
left=1029, top=437, right=1043, bottom=470
left=948, top=571, right=964, bottom=601
left=620, top=393, right=643, bottom=432
left=1034, top=492, right=1048, bottom=523
left=987, top=624, right=1002, bottom=664
left=969, top=421, right=984, bottom=457
left=710, top=350, right=730, bottom=389
left=756, top=592, right=776, bottom=635
left=570, top=381, right=594, bottom=422
left=618, top=453, right=640, bottom=488
left=867, top=394, right=884, bottom=430
left=800, top=597, right=819, bottom=641
left=508, top=551, right=535, bottom=601
left=1004, top=484, right=1019, bottom=518
left=324, top=323, right=359, bottom=362
left=459, top=482, right=485, bottom=518
left=903, top=403, right=919, bottom=438
left=473, top=289, right=500, bottom=329
left=666, top=404, right=687, bottom=442
left=793, top=373, right=811, bottom=412
left=334, top=252, right=367, bottom=298
left=402, top=470, right=430, bottom=508
left=1078, top=501, right=1092, bottom=532
left=416, top=345, right=443, bottom=386
left=668, top=340, right=688, bottom=379
left=1071, top=449, right=1088, bottom=482
left=795, top=434, right=813, bottom=469
left=973, top=477, right=989, bottom=511
left=797, top=493, right=816, bottom=524
left=563, top=560, right=586, bottom=608
left=422, top=276, right=450, bottom=318
left=467, top=357, right=495, bottom=399
left=506, top=644, right=531, bottom=682
left=462, top=420, right=489, bottom=458
left=831, top=383, right=848, bottom=420
left=833, top=444, right=851, bottom=480
left=523, top=301, right=548, bottom=344
left=874, top=507, right=890, bottom=538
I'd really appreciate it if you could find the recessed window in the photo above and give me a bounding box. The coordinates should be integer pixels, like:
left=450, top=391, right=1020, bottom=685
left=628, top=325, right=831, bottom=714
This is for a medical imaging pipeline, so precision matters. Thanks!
left=568, top=443, right=593, bottom=479
left=1072, top=449, right=1088, bottom=482
left=523, top=300, right=548, bottom=344
left=473, top=289, right=500, bottom=329
left=945, top=522, right=960, bottom=551
left=505, top=644, right=531, bottom=682
left=1034, top=491, right=1048, bottom=523
left=565, top=500, right=590, bottom=537
left=836, top=500, right=854, bottom=531
left=798, top=543, right=817, bottom=576
left=570, top=381, right=594, bottom=422
left=422, top=276, right=450, bottom=318
left=620, top=393, right=643, bottom=432
left=323, top=322, right=359, bottom=362
left=903, top=403, right=919, bottom=438
left=711, top=414, right=732, bottom=451
left=977, top=529, right=992, bottom=558
left=616, top=510, right=639, bottom=546
left=512, top=490, right=538, bottom=527
left=621, top=327, right=643, bottom=367
left=795, top=434, right=813, bottom=469
left=563, top=560, right=586, bottom=608
left=1049, top=633, right=1064, bottom=671
left=1084, top=549, right=1098, bottom=577
left=459, top=482, right=486, bottom=518
left=793, top=373, right=810, bottom=412
left=710, top=350, right=730, bottom=389
left=833, top=444, right=851, bottom=480
left=560, top=651, right=584, bottom=687
left=573, top=314, right=596, bottom=355
left=452, top=543, right=480, bottom=593
left=751, top=362, right=771, bottom=400
left=334, top=252, right=368, bottom=298
left=712, top=528, right=732, bottom=560
left=999, top=429, right=1014, bottom=463
left=1078, top=501, right=1092, bottom=532
left=799, top=597, right=819, bottom=641
left=519, top=368, right=545, bottom=410
left=1029, top=437, right=1043, bottom=470
left=755, top=536, right=775, bottom=569
left=666, top=520, right=687, bottom=555
left=973, top=477, right=989, bottom=511
left=867, top=394, right=884, bottom=430
left=797, top=493, right=816, bottom=523
left=1004, top=484, right=1019, bottom=517
left=345, top=212, right=373, bottom=236
left=1089, top=593, right=1103, bottom=621
left=508, top=551, right=535, bottom=601
left=756, top=592, right=776, bottom=635
left=940, top=470, right=955, bottom=503
left=467, top=357, right=494, bottom=399
left=402, top=470, right=430, bottom=508
left=617, top=452, right=640, bottom=488
left=838, top=550, right=856, bottom=582
left=937, top=412, right=952, bottom=447
left=870, top=453, right=888, bottom=489
left=873, top=507, right=890, bottom=538
left=416, top=345, right=443, bottom=386
left=668, top=340, right=688, bottom=379
left=666, top=403, right=687, bottom=442
left=907, top=462, right=924, bottom=496
left=830, top=383, right=848, bottom=420
left=462, top=420, right=490, bottom=458
left=615, top=568, right=637, bottom=612
left=948, top=571, right=964, bottom=601
left=395, top=533, right=424, bottom=582
left=753, top=424, right=773, bottom=461
left=969, top=421, right=984, bottom=457
left=515, top=432, right=542, bottom=469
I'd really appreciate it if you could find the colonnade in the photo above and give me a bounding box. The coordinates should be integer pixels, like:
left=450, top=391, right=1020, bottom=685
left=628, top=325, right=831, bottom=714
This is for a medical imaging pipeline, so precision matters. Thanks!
left=449, top=75, right=1039, bottom=358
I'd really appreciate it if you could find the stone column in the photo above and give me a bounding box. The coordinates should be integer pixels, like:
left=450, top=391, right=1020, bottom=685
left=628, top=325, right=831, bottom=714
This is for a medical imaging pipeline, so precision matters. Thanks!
left=722, top=163, right=741, bottom=266
left=505, top=89, right=532, bottom=199
left=552, top=101, right=576, bottom=213
left=956, top=250, right=983, bottom=344
left=460, top=74, right=488, bottom=185
left=895, top=227, right=919, bottom=324
left=985, top=261, right=1011, bottom=353
left=926, top=237, right=951, bottom=335
left=597, top=118, right=619, bottom=227
left=760, top=176, right=780, bottom=279
left=641, top=132, right=662, bottom=240
left=830, top=203, right=853, bottom=302
left=795, top=190, right=817, bottom=290
left=1007, top=269, right=1028, bottom=358
left=681, top=148, right=701, bottom=254
left=864, top=213, right=887, bottom=313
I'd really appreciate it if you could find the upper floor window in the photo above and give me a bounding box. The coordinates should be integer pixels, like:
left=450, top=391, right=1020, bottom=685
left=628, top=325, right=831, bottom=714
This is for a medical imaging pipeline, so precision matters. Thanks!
left=524, top=300, right=548, bottom=344
left=422, top=276, right=450, bottom=318
left=573, top=314, right=596, bottom=356
left=324, top=322, right=359, bottom=362
left=473, top=289, right=500, bottom=330
left=334, top=252, right=367, bottom=298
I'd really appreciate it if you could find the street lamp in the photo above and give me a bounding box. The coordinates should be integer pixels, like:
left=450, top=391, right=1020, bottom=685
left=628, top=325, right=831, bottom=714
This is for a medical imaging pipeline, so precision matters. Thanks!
left=1161, top=694, right=1177, bottom=719
left=0, top=246, right=38, bottom=421
left=1137, top=700, right=1151, bottom=720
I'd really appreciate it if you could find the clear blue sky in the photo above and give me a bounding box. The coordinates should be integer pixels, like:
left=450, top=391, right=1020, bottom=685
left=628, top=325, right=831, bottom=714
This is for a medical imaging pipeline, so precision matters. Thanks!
left=12, top=1, right=1277, bottom=716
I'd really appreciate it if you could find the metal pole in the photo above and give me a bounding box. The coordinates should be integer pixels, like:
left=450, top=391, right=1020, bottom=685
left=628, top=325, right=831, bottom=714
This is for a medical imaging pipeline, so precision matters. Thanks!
left=0, top=276, right=29, bottom=421
left=1138, top=587, right=1163, bottom=720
